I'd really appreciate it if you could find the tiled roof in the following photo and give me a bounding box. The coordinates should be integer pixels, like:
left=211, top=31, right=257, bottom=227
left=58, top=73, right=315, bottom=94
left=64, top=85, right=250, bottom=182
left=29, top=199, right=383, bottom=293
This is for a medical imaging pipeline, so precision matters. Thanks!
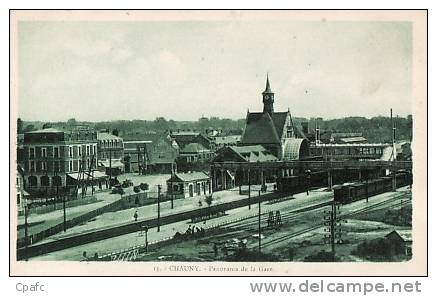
left=241, top=112, right=281, bottom=144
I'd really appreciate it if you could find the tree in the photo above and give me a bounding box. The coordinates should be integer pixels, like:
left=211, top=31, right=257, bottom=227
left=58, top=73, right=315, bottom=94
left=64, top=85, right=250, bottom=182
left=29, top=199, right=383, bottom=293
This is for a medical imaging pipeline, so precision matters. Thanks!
left=67, top=118, right=77, bottom=126
left=42, top=122, right=52, bottom=129
left=23, top=124, right=36, bottom=133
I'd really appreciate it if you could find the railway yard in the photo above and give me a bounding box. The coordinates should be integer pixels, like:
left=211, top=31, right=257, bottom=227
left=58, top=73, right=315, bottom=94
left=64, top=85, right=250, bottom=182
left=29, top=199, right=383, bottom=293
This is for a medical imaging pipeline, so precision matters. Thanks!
left=134, top=187, right=411, bottom=262
left=29, top=179, right=412, bottom=262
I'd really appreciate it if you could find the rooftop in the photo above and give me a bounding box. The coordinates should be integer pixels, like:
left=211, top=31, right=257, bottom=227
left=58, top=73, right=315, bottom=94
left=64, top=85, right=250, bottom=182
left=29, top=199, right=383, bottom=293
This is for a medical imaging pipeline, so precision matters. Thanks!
left=167, top=171, right=210, bottom=182
left=97, top=132, right=123, bottom=141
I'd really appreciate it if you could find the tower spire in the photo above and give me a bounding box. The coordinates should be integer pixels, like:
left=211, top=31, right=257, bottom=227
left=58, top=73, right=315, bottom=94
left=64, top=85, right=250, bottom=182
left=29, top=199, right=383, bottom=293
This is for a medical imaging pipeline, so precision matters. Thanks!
left=262, top=73, right=274, bottom=115
left=263, top=73, right=273, bottom=94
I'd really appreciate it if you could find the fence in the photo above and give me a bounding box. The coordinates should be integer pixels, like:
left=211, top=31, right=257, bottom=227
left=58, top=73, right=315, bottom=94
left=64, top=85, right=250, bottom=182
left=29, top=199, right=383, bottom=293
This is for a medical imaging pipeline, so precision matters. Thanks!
left=19, top=196, right=101, bottom=216
left=16, top=197, right=125, bottom=250
left=17, top=190, right=277, bottom=260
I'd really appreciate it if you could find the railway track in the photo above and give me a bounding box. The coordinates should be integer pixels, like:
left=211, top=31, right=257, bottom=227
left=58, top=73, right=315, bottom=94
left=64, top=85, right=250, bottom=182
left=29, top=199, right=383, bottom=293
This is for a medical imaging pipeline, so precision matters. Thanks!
left=258, top=192, right=410, bottom=249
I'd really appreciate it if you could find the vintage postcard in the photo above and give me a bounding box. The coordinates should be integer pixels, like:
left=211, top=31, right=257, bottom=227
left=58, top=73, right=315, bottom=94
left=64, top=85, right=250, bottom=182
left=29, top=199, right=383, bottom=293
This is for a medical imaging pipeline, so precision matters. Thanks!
left=9, top=10, right=427, bottom=276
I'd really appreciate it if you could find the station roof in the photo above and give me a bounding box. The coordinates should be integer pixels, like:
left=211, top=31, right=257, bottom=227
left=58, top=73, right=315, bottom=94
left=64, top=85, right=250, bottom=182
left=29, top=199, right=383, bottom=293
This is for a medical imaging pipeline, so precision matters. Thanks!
left=228, top=145, right=278, bottom=162
left=282, top=138, right=309, bottom=160
left=241, top=112, right=282, bottom=144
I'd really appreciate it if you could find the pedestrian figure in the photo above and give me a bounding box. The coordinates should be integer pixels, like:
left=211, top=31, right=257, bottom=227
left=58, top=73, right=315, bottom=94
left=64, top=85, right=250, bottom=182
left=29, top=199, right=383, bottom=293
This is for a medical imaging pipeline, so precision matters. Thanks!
left=133, top=210, right=138, bottom=221
left=186, top=225, right=192, bottom=235
left=213, top=243, right=218, bottom=256
left=198, top=200, right=202, bottom=207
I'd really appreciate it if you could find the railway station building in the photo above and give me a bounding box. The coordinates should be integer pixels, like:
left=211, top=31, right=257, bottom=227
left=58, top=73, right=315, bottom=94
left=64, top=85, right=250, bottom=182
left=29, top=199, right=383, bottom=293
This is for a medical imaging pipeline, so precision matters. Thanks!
left=212, top=76, right=311, bottom=191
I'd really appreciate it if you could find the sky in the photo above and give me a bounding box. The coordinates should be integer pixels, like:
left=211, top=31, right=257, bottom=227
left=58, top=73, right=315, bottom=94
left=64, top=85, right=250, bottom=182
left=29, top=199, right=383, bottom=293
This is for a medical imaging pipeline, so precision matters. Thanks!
left=17, top=20, right=412, bottom=121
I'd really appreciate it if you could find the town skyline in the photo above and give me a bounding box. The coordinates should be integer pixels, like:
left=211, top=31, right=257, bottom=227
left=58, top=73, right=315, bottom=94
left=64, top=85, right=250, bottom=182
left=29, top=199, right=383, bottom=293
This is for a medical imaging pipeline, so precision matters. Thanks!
left=17, top=20, right=412, bottom=121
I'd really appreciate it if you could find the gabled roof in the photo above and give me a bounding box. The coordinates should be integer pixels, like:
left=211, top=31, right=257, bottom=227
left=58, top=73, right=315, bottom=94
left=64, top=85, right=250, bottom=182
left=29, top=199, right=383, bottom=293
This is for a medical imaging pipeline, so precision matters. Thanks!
left=241, top=112, right=281, bottom=144
left=241, top=111, right=289, bottom=145
left=167, top=172, right=210, bottom=182
left=386, top=230, right=412, bottom=242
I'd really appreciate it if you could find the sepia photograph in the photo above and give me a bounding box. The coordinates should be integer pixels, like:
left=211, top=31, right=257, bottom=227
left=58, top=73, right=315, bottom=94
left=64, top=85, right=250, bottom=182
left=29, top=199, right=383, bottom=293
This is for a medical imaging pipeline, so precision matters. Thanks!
left=9, top=9, right=427, bottom=276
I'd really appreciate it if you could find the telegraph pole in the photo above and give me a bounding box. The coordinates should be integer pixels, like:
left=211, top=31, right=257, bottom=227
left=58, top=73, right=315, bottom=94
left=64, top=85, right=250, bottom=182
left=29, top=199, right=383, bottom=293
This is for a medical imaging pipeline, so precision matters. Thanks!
left=157, top=185, right=161, bottom=232
left=330, top=201, right=336, bottom=261
left=143, top=224, right=149, bottom=252
left=258, top=190, right=262, bottom=255
left=248, top=169, right=251, bottom=210
left=171, top=163, right=174, bottom=209
left=391, top=109, right=397, bottom=191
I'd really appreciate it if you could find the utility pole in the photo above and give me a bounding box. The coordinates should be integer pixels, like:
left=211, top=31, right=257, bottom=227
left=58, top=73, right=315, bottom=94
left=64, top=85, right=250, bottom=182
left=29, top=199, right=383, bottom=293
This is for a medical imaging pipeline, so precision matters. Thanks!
left=330, top=201, right=336, bottom=261
left=24, top=201, right=28, bottom=261
left=258, top=190, right=262, bottom=255
left=324, top=199, right=342, bottom=262
left=171, top=163, right=174, bottom=209
left=391, top=109, right=397, bottom=191
left=157, top=185, right=161, bottom=232
left=143, top=224, right=149, bottom=252
left=248, top=168, right=251, bottom=210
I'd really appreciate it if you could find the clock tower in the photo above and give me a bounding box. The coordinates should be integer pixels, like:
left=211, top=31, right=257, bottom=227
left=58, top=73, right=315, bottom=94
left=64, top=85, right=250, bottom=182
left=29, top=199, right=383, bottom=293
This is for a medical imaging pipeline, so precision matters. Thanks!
left=262, top=74, right=274, bottom=115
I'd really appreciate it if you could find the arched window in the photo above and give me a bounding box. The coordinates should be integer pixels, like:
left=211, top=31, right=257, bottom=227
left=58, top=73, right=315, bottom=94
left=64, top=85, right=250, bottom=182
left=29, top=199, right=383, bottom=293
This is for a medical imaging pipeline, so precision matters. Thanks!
left=28, top=176, right=37, bottom=187
left=52, top=176, right=62, bottom=186
left=40, top=176, right=50, bottom=187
